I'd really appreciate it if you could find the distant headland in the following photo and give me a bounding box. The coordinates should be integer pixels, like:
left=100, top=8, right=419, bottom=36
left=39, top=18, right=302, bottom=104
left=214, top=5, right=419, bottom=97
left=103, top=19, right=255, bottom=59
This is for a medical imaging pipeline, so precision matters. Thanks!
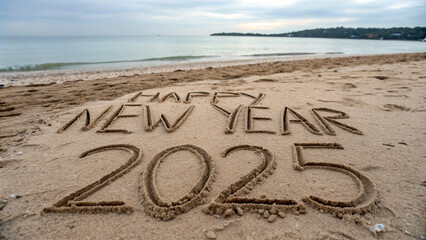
left=211, top=27, right=426, bottom=41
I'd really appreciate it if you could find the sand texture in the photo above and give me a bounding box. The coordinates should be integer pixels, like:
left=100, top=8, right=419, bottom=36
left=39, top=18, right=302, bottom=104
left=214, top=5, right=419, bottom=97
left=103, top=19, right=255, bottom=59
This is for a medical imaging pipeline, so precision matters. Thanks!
left=0, top=53, right=425, bottom=239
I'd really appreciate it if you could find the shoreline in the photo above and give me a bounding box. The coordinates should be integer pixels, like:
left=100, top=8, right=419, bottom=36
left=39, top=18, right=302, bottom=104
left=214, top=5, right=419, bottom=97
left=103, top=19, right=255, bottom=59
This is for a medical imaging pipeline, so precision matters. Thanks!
left=211, top=35, right=426, bottom=42
left=0, top=52, right=418, bottom=87
left=0, top=53, right=348, bottom=86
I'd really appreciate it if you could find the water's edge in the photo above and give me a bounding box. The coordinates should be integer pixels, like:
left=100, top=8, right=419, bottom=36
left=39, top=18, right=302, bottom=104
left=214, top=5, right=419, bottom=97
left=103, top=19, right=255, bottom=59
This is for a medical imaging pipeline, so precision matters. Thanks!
left=0, top=53, right=416, bottom=86
left=0, top=53, right=354, bottom=86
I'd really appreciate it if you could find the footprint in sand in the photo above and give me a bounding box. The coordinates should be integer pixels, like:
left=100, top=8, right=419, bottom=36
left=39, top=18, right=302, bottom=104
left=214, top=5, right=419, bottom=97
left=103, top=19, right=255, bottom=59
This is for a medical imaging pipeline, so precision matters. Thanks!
left=382, top=104, right=412, bottom=111
left=253, top=79, right=278, bottom=83
left=342, top=83, right=357, bottom=90
left=374, top=76, right=389, bottom=80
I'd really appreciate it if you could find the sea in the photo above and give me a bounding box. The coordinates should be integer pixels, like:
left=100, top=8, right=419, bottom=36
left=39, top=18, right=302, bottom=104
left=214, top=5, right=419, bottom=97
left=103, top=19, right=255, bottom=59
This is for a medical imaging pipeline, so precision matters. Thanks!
left=0, top=36, right=425, bottom=85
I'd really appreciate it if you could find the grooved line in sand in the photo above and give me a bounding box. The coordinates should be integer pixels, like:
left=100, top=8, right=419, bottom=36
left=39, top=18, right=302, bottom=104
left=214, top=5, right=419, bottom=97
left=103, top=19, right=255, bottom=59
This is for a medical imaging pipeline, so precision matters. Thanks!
left=0, top=106, right=15, bottom=112
left=0, top=112, right=22, bottom=118
left=211, top=92, right=240, bottom=104
left=240, top=93, right=266, bottom=105
left=184, top=91, right=210, bottom=103
left=57, top=105, right=113, bottom=133
left=211, top=104, right=243, bottom=134
left=204, top=145, right=306, bottom=218
left=211, top=92, right=265, bottom=134
left=245, top=106, right=276, bottom=134
left=159, top=92, right=181, bottom=103
left=311, top=108, right=363, bottom=135
left=128, top=92, right=160, bottom=103
left=97, top=105, right=140, bottom=134
left=281, top=107, right=322, bottom=135
left=0, top=105, right=22, bottom=118
left=43, top=144, right=142, bottom=214
left=292, top=143, right=377, bottom=216
left=140, top=145, right=215, bottom=221
left=143, top=105, right=194, bottom=132
left=211, top=92, right=265, bottom=105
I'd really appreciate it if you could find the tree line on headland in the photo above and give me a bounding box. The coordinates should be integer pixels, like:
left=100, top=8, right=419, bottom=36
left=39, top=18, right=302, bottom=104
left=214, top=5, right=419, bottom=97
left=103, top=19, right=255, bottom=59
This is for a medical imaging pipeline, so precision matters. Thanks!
left=211, top=27, right=426, bottom=41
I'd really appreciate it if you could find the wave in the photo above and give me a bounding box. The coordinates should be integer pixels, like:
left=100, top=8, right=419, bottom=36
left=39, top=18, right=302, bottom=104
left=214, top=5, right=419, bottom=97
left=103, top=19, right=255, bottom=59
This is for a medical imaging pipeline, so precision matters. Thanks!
left=0, top=55, right=214, bottom=72
left=325, top=52, right=344, bottom=54
left=244, top=52, right=316, bottom=57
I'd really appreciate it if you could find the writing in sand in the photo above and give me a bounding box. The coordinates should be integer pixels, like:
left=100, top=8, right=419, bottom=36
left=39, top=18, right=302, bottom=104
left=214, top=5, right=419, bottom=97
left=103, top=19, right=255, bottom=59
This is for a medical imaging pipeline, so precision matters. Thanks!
left=57, top=91, right=363, bottom=135
left=42, top=91, right=378, bottom=222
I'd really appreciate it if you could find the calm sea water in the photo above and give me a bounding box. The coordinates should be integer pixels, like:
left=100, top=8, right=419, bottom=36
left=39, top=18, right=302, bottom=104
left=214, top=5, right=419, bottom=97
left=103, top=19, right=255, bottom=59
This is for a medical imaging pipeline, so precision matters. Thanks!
left=0, top=36, right=425, bottom=72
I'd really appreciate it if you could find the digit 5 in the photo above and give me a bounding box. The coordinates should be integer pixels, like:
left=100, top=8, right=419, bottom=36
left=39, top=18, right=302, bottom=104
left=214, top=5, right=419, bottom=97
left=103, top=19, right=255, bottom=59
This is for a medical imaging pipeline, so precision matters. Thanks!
left=292, top=143, right=378, bottom=216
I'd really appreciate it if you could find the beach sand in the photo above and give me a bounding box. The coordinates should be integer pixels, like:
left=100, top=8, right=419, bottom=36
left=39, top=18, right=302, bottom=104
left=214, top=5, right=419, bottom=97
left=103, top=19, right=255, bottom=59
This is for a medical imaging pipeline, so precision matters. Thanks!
left=0, top=53, right=425, bottom=239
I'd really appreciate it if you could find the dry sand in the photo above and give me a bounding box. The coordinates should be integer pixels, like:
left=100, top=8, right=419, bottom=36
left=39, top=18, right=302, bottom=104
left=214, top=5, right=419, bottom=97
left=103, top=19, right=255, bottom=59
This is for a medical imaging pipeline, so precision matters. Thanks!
left=0, top=53, right=425, bottom=239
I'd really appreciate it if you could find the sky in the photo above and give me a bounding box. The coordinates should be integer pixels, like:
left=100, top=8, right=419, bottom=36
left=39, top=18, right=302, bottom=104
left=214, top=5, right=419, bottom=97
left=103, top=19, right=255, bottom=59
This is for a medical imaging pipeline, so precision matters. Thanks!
left=0, top=0, right=425, bottom=36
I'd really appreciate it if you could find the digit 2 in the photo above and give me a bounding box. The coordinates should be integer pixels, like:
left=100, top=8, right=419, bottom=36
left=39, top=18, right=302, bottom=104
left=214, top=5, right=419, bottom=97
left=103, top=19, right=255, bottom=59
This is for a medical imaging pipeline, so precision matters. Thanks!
left=204, top=145, right=306, bottom=217
left=43, top=144, right=142, bottom=214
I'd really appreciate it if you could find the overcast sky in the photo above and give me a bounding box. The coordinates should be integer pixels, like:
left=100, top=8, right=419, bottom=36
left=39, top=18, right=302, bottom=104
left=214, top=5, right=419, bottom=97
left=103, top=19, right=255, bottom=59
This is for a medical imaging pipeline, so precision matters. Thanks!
left=0, top=0, right=425, bottom=36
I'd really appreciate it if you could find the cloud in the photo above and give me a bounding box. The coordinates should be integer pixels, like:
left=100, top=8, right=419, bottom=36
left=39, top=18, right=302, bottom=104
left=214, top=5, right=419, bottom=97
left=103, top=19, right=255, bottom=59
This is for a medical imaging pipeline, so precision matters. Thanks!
left=237, top=18, right=352, bottom=30
left=191, top=11, right=249, bottom=20
left=0, top=0, right=424, bottom=36
left=387, top=2, right=416, bottom=9
left=238, top=0, right=301, bottom=8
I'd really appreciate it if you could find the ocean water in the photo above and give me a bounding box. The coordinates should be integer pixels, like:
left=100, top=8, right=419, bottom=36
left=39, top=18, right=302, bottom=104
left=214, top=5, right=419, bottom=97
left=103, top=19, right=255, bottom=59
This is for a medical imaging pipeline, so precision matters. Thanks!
left=1, top=36, right=425, bottom=72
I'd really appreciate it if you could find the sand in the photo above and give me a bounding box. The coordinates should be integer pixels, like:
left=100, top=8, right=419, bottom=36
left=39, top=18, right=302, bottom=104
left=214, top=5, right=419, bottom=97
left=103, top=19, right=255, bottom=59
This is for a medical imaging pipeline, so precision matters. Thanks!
left=0, top=53, right=425, bottom=239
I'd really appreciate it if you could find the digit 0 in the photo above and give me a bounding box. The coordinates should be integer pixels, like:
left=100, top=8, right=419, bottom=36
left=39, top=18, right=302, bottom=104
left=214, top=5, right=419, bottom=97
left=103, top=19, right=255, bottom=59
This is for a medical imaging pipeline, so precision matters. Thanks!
left=140, top=145, right=215, bottom=221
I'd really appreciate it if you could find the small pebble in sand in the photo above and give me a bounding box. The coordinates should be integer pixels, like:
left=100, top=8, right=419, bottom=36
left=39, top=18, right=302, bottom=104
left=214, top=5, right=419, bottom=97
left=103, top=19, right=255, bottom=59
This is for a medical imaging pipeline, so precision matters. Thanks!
left=267, top=215, right=277, bottom=223
left=224, top=209, right=234, bottom=217
left=223, top=221, right=231, bottom=227
left=236, top=207, right=244, bottom=216
left=206, top=231, right=216, bottom=239
left=278, top=212, right=286, bottom=218
left=369, top=224, right=386, bottom=235
left=17, top=152, right=23, bottom=155
left=258, top=209, right=264, bottom=214
left=263, top=210, right=270, bottom=218
left=215, top=225, right=224, bottom=231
